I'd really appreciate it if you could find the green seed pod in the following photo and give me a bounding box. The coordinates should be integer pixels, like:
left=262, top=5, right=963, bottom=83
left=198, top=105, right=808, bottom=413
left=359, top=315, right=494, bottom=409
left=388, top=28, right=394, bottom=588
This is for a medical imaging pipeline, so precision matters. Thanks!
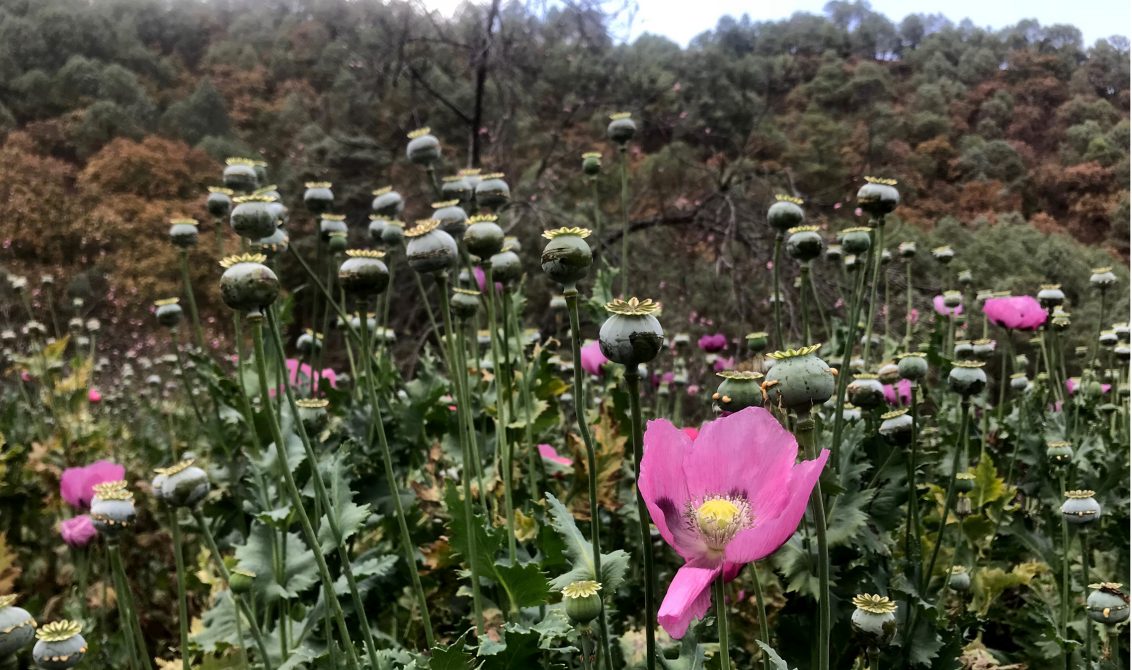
left=465, top=215, right=505, bottom=259
left=712, top=370, right=765, bottom=415
left=432, top=200, right=469, bottom=239
left=158, top=460, right=210, bottom=509
left=562, top=580, right=603, bottom=625
left=844, top=254, right=863, bottom=271
left=229, top=569, right=256, bottom=595
left=598, top=298, right=665, bottom=367
left=1060, top=490, right=1100, bottom=525
left=897, top=353, right=928, bottom=382
left=878, top=408, right=913, bottom=446
left=371, top=187, right=405, bottom=218
left=1113, top=322, right=1129, bottom=342
left=948, top=567, right=971, bottom=592
left=850, top=594, right=898, bottom=645
left=957, top=269, right=973, bottom=286
left=825, top=244, right=843, bottom=262
left=1046, top=440, right=1072, bottom=468
left=406, top=127, right=441, bottom=165
left=1099, top=330, right=1118, bottom=347
left=0, top=595, right=37, bottom=656
left=251, top=160, right=269, bottom=185
left=381, top=220, right=405, bottom=247
left=1037, top=284, right=1065, bottom=309
left=932, top=246, right=955, bottom=265
left=898, top=241, right=916, bottom=258
left=762, top=344, right=837, bottom=414
left=207, top=187, right=234, bottom=219
left=405, top=220, right=458, bottom=275
left=319, top=213, right=348, bottom=241
left=856, top=177, right=900, bottom=218
left=441, top=175, right=473, bottom=202
left=839, top=227, right=872, bottom=255
left=880, top=249, right=893, bottom=264
left=972, top=338, right=996, bottom=361
left=368, top=216, right=388, bottom=245
left=169, top=217, right=200, bottom=249
left=541, top=227, right=593, bottom=287
left=327, top=231, right=348, bottom=254
left=842, top=403, right=862, bottom=422
left=847, top=374, right=885, bottom=409
left=606, top=112, right=637, bottom=145
left=877, top=362, right=901, bottom=384
left=219, top=253, right=280, bottom=316
left=582, top=151, right=602, bottom=176
left=746, top=331, right=769, bottom=353
left=1115, top=345, right=1130, bottom=361
left=942, top=290, right=963, bottom=309
left=954, top=472, right=976, bottom=493
left=953, top=340, right=975, bottom=360
left=1010, top=372, right=1030, bottom=391
left=90, top=481, right=135, bottom=537
left=230, top=195, right=278, bottom=240
left=303, top=181, right=334, bottom=215
left=948, top=361, right=987, bottom=397
left=786, top=225, right=823, bottom=262
left=253, top=228, right=289, bottom=258
left=296, top=329, right=323, bottom=356
left=295, top=399, right=330, bottom=434
left=1090, top=266, right=1116, bottom=288
left=338, top=250, right=390, bottom=297
left=490, top=249, right=523, bottom=285
left=154, top=298, right=184, bottom=329
left=451, top=288, right=481, bottom=321
left=32, top=621, right=85, bottom=670
left=767, top=195, right=805, bottom=233
left=223, top=158, right=259, bottom=193
left=1086, top=583, right=1130, bottom=625
left=475, top=173, right=511, bottom=210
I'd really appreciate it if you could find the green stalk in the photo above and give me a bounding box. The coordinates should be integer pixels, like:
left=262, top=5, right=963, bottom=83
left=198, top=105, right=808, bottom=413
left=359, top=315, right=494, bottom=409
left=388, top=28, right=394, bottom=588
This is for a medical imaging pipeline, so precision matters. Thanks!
left=354, top=306, right=435, bottom=647
left=772, top=234, right=784, bottom=348
left=752, top=566, right=770, bottom=670
left=1092, top=288, right=1108, bottom=368
left=249, top=318, right=362, bottom=670
left=484, top=266, right=511, bottom=529
left=590, top=177, right=604, bottom=255
left=413, top=272, right=442, bottom=343
left=800, top=263, right=812, bottom=345
left=497, top=285, right=519, bottom=562
left=108, top=550, right=143, bottom=670
left=313, top=252, right=338, bottom=394
left=109, top=543, right=154, bottom=670
left=286, top=246, right=364, bottom=350
left=831, top=259, right=870, bottom=464
left=455, top=316, right=489, bottom=513
left=180, top=251, right=206, bottom=352
left=618, top=146, right=631, bottom=297
left=810, top=264, right=830, bottom=341
left=505, top=289, right=541, bottom=505
left=565, top=288, right=613, bottom=669
left=713, top=573, right=731, bottom=670
left=169, top=512, right=192, bottom=670
left=861, top=218, right=886, bottom=369
left=214, top=217, right=227, bottom=258
left=794, top=413, right=829, bottom=670
left=625, top=369, right=657, bottom=670
left=172, top=332, right=208, bottom=440
left=1082, top=531, right=1092, bottom=667
left=923, top=400, right=968, bottom=594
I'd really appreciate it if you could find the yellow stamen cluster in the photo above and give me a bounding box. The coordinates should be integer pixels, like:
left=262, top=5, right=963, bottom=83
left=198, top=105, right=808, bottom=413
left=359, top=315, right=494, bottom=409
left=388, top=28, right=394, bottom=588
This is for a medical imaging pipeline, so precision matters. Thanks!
left=92, top=481, right=132, bottom=501
left=542, top=227, right=592, bottom=240
left=840, top=226, right=871, bottom=234
left=35, top=620, right=82, bottom=642
left=305, top=181, right=331, bottom=188
left=0, top=594, right=19, bottom=609
left=692, top=497, right=750, bottom=550
left=562, top=580, right=602, bottom=599
left=747, top=331, right=769, bottom=338
left=458, top=168, right=482, bottom=177
left=775, top=194, right=803, bottom=204
left=345, top=249, right=386, bottom=259
left=372, top=186, right=394, bottom=195
left=407, top=127, right=432, bottom=139
left=1093, top=266, right=1112, bottom=273
left=321, top=213, right=346, bottom=221
left=933, top=246, right=954, bottom=254
left=219, top=253, right=267, bottom=269
left=155, top=460, right=196, bottom=477
left=154, top=298, right=180, bottom=307
left=898, top=352, right=925, bottom=359
left=952, top=360, right=985, bottom=369
left=431, top=200, right=460, bottom=208
left=853, top=594, right=897, bottom=614
left=453, top=287, right=480, bottom=296
left=1066, top=490, right=1096, bottom=499
left=716, top=370, right=764, bottom=381
left=582, top=151, right=602, bottom=159
left=854, top=373, right=879, bottom=380
left=1089, top=582, right=1125, bottom=592
left=604, top=297, right=660, bottom=316
left=767, top=343, right=822, bottom=360
left=405, top=219, right=440, bottom=237
left=863, top=176, right=898, bottom=186
left=295, top=398, right=330, bottom=409
left=481, top=172, right=505, bottom=179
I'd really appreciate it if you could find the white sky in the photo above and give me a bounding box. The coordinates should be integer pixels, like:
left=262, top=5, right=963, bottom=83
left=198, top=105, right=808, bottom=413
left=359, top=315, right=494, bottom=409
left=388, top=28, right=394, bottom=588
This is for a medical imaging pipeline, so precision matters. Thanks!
left=419, top=0, right=1131, bottom=47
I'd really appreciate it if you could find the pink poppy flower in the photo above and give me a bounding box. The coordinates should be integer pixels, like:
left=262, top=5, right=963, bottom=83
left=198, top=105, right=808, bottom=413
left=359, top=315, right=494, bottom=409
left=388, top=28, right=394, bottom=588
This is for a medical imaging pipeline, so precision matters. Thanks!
left=60, top=514, right=98, bottom=548
left=639, top=407, right=829, bottom=638
left=712, top=357, right=735, bottom=373
left=687, top=385, right=700, bottom=396
left=906, top=308, right=920, bottom=325
left=87, top=388, right=102, bottom=404
left=537, top=444, right=572, bottom=466
left=60, top=460, right=126, bottom=509
left=698, top=333, right=728, bottom=353
left=982, top=295, right=1047, bottom=331
left=932, top=295, right=963, bottom=317
left=472, top=266, right=503, bottom=294
left=580, top=340, right=607, bottom=377
left=278, top=358, right=338, bottom=396
left=1065, top=378, right=1112, bottom=395
left=883, top=379, right=913, bottom=406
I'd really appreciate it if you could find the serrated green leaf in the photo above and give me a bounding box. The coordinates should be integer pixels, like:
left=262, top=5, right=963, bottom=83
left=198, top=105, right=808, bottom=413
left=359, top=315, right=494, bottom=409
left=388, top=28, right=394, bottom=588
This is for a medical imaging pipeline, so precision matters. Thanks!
left=444, top=481, right=504, bottom=578
left=494, top=561, right=550, bottom=610
left=333, top=554, right=397, bottom=596
left=972, top=455, right=1007, bottom=507
left=479, top=628, right=541, bottom=668
left=316, top=454, right=373, bottom=553
left=755, top=642, right=797, bottom=670
left=545, top=492, right=630, bottom=591
left=429, top=632, right=473, bottom=670
left=234, top=523, right=319, bottom=603
left=192, top=591, right=242, bottom=652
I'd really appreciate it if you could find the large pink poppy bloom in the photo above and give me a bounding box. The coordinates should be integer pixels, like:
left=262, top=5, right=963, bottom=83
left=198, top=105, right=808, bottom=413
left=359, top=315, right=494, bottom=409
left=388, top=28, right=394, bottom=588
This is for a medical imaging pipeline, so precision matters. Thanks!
left=580, top=340, right=608, bottom=377
left=60, top=514, right=98, bottom=548
left=276, top=359, right=338, bottom=397
left=1065, top=377, right=1112, bottom=395
left=932, top=295, right=963, bottom=317
left=883, top=379, right=913, bottom=406
left=60, top=460, right=126, bottom=509
left=697, top=333, right=728, bottom=353
left=639, top=407, right=829, bottom=638
left=982, top=295, right=1047, bottom=331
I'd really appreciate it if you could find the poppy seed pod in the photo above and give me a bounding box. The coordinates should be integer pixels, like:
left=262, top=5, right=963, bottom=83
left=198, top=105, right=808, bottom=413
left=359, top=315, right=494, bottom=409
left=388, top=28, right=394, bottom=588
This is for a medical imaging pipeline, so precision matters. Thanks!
left=562, top=580, right=603, bottom=625
left=0, top=595, right=36, bottom=656
left=90, top=481, right=135, bottom=536
left=839, top=227, right=872, bottom=255
left=582, top=151, right=602, bottom=176
left=381, top=220, right=405, bottom=247
left=1086, top=583, right=1130, bottom=625
left=767, top=195, right=805, bottom=233
left=954, top=472, right=976, bottom=493
left=32, top=621, right=85, bottom=670
left=880, top=249, right=893, bottom=264
left=948, top=567, right=971, bottom=592
left=153, top=298, right=183, bottom=329
left=825, top=244, right=843, bottom=262
left=338, top=249, right=390, bottom=297
left=371, top=187, right=405, bottom=218
left=877, top=362, right=901, bottom=384
left=327, top=231, right=348, bottom=254
left=368, top=216, right=388, bottom=245
left=712, top=370, right=765, bottom=415
left=1114, top=323, right=1130, bottom=342
left=451, top=288, right=481, bottom=321
left=475, top=173, right=510, bottom=210
left=223, top=158, right=259, bottom=193
left=948, top=361, right=987, bottom=396
left=157, top=460, right=210, bottom=508
left=169, top=218, right=200, bottom=249
left=1099, top=330, right=1118, bottom=347
left=1046, top=440, right=1072, bottom=468
left=942, top=290, right=963, bottom=309
left=879, top=408, right=913, bottom=445
left=253, top=228, right=289, bottom=258
left=251, top=160, right=269, bottom=185
left=219, top=253, right=280, bottom=316
left=406, top=127, right=441, bottom=165
left=850, top=594, right=898, bottom=645
left=856, top=177, right=900, bottom=218
left=746, top=331, right=769, bottom=353
left=229, top=569, right=256, bottom=595
left=932, top=246, right=955, bottom=265
left=786, top=225, right=823, bottom=262
left=1115, top=345, right=1130, bottom=361
left=295, top=398, right=330, bottom=434
left=1010, top=372, right=1030, bottom=391
left=206, top=187, right=234, bottom=218
left=405, top=220, right=458, bottom=275
left=441, top=175, right=473, bottom=202
left=490, top=248, right=523, bottom=285
left=319, top=214, right=348, bottom=241
left=230, top=195, right=278, bottom=240
left=598, top=298, right=665, bottom=368
left=302, top=181, right=333, bottom=215
left=1060, top=490, right=1101, bottom=525
left=606, top=112, right=637, bottom=145
left=953, top=340, right=975, bottom=360
left=762, top=344, right=837, bottom=414
left=847, top=374, right=886, bottom=408
left=844, top=254, right=863, bottom=271
left=1089, top=266, right=1117, bottom=288
left=296, top=329, right=323, bottom=356
left=431, top=200, right=469, bottom=239
left=541, top=227, right=593, bottom=287
left=972, top=338, right=996, bottom=361
left=897, top=353, right=928, bottom=381
left=465, top=215, right=505, bottom=259
left=1037, top=284, right=1065, bottom=309
left=898, top=241, right=916, bottom=258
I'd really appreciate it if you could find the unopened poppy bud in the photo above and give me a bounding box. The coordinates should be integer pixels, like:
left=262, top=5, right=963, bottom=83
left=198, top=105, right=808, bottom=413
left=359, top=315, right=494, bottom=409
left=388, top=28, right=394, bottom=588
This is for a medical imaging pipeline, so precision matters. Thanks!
left=713, top=371, right=765, bottom=415
left=948, top=567, right=971, bottom=592
left=229, top=569, right=256, bottom=595
left=541, top=227, right=593, bottom=287
left=406, top=127, right=441, bottom=165
left=850, top=594, right=897, bottom=645
left=405, top=220, right=458, bottom=275
left=303, top=181, right=334, bottom=215
left=32, top=620, right=85, bottom=670
left=219, top=254, right=279, bottom=317
left=606, top=112, right=636, bottom=145
left=1060, top=490, right=1101, bottom=525
left=847, top=374, right=885, bottom=408
left=169, top=218, right=200, bottom=249
left=763, top=345, right=836, bottom=414
left=856, top=177, right=900, bottom=218
left=562, top=580, right=603, bottom=625
left=767, top=195, right=805, bottom=233
left=295, top=398, right=330, bottom=434
left=1086, top=583, right=1130, bottom=625
left=897, top=353, right=928, bottom=381
left=371, top=187, right=405, bottom=218
left=0, top=595, right=36, bottom=656
left=338, top=250, right=390, bottom=297
left=948, top=361, right=987, bottom=397
left=599, top=298, right=664, bottom=367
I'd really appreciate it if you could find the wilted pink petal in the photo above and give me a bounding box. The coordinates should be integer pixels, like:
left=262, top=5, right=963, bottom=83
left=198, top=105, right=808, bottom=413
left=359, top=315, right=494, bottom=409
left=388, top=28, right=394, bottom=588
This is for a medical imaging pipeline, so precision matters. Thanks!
left=580, top=340, right=607, bottom=376
left=712, top=357, right=734, bottom=372
left=60, top=514, right=98, bottom=548
left=697, top=333, right=728, bottom=353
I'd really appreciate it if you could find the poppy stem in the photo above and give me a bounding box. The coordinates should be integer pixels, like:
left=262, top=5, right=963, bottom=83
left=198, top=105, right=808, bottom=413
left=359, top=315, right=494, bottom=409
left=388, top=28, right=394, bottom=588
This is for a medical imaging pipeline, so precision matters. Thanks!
left=590, top=176, right=604, bottom=259
left=713, top=572, right=732, bottom=670
left=106, top=544, right=144, bottom=670
left=904, top=260, right=914, bottom=348
left=794, top=413, right=829, bottom=670
left=168, top=512, right=191, bottom=670
left=772, top=233, right=784, bottom=348
left=1081, top=530, right=1092, bottom=667
left=618, top=145, right=630, bottom=298
left=625, top=368, right=657, bottom=670
left=179, top=250, right=206, bottom=353
left=752, top=566, right=771, bottom=670
left=108, top=543, right=153, bottom=670
left=923, top=399, right=968, bottom=595
left=861, top=217, right=886, bottom=369
left=1059, top=474, right=1070, bottom=668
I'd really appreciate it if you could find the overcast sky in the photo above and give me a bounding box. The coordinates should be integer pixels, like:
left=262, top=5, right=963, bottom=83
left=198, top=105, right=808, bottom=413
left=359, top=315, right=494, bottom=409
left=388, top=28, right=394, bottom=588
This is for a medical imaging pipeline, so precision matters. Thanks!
left=419, top=0, right=1131, bottom=47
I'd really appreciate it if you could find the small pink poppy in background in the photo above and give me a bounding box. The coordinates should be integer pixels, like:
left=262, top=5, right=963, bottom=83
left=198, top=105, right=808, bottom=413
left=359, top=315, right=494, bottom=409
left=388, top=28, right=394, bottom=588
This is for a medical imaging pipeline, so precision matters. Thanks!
left=833, top=202, right=842, bottom=210
left=280, top=359, right=338, bottom=396
left=472, top=266, right=503, bottom=294
left=854, top=207, right=863, bottom=217
left=1065, top=378, right=1112, bottom=395
left=687, top=385, right=700, bottom=396
left=61, top=460, right=126, bottom=509
left=580, top=340, right=608, bottom=377
left=883, top=379, right=913, bottom=406
left=537, top=444, right=572, bottom=467
left=698, top=333, right=728, bottom=353
left=87, top=388, right=102, bottom=404
left=982, top=295, right=1047, bottom=331
left=639, top=407, right=829, bottom=638
left=906, top=308, right=920, bottom=325
left=60, top=514, right=98, bottom=548
left=834, top=298, right=845, bottom=310
left=932, top=295, right=963, bottom=317
left=712, top=357, right=734, bottom=373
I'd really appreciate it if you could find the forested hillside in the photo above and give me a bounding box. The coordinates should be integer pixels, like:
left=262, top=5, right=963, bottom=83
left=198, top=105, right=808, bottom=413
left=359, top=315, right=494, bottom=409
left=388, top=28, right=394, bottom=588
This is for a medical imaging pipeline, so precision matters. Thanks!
left=0, top=0, right=1127, bottom=346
